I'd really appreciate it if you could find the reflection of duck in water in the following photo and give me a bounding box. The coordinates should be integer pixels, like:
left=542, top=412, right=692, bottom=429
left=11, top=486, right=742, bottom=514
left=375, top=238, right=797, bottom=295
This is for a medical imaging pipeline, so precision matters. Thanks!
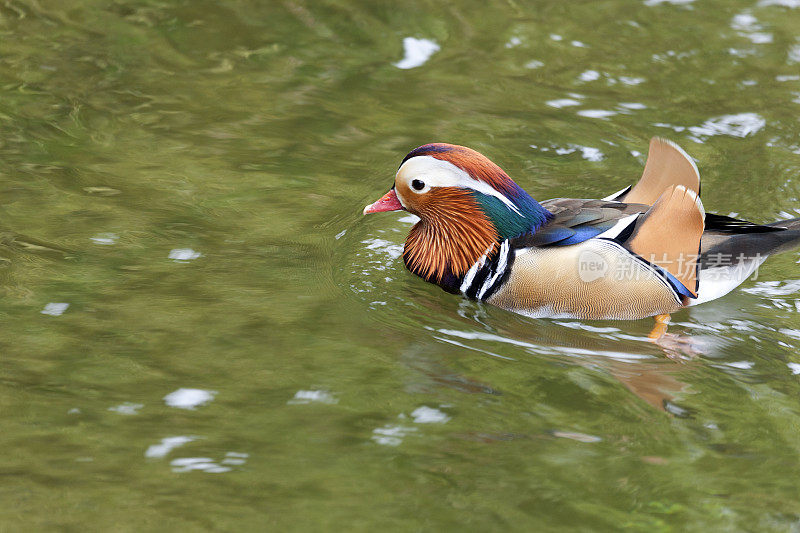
left=389, top=291, right=698, bottom=414
left=399, top=308, right=694, bottom=415
left=364, top=138, right=800, bottom=337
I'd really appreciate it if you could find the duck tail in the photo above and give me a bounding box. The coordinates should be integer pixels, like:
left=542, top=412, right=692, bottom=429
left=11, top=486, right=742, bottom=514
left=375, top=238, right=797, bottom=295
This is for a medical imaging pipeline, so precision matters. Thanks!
left=767, top=217, right=800, bottom=230
left=759, top=218, right=800, bottom=255
left=691, top=216, right=800, bottom=306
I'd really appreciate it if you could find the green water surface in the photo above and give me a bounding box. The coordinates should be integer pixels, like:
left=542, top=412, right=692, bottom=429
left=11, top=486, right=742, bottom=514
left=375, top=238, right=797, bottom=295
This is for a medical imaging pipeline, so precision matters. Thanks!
left=3, top=0, right=800, bottom=530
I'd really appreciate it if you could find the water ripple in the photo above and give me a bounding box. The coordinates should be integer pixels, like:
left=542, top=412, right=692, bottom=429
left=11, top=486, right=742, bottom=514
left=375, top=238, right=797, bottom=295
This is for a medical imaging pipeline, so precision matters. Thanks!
left=687, top=113, right=766, bottom=140
left=394, top=37, right=440, bottom=69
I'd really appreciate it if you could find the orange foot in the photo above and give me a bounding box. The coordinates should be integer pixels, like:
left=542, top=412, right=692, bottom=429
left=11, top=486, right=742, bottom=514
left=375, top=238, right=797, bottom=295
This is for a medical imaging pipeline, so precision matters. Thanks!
left=648, top=313, right=671, bottom=340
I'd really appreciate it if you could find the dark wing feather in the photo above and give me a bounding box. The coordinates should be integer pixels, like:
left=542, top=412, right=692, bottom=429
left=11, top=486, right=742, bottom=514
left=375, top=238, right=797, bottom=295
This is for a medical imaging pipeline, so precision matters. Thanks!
left=513, top=198, right=649, bottom=248
left=516, top=198, right=800, bottom=268
left=525, top=226, right=577, bottom=246
left=705, top=213, right=784, bottom=233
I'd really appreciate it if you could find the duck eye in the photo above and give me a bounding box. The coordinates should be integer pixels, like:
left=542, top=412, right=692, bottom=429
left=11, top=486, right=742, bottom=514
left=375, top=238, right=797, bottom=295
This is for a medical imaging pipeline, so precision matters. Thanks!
left=411, top=179, right=425, bottom=191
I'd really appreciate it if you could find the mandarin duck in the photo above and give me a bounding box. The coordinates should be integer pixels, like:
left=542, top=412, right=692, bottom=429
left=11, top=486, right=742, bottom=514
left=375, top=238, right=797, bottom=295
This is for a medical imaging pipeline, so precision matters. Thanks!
left=363, top=139, right=800, bottom=334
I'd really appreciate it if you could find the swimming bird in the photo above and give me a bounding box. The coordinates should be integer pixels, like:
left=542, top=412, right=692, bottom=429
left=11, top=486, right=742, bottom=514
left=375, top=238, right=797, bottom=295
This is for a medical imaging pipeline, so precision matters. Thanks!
left=363, top=139, right=800, bottom=333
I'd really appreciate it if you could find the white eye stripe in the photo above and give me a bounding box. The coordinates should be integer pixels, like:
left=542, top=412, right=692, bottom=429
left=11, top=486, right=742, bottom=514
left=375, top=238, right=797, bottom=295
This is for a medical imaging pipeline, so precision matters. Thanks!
left=396, top=156, right=522, bottom=215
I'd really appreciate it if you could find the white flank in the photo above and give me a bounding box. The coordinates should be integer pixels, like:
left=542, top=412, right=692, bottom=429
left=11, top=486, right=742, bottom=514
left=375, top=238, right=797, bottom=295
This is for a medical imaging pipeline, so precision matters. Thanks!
left=691, top=257, right=767, bottom=306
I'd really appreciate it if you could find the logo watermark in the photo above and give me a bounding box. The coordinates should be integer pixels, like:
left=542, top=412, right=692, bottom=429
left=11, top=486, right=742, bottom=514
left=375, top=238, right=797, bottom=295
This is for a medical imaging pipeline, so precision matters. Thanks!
left=577, top=250, right=609, bottom=282
left=577, top=252, right=762, bottom=283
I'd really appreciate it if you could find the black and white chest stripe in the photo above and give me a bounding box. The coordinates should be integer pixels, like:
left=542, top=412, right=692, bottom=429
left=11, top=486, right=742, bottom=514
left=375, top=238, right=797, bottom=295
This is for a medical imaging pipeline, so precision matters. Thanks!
left=459, top=240, right=514, bottom=301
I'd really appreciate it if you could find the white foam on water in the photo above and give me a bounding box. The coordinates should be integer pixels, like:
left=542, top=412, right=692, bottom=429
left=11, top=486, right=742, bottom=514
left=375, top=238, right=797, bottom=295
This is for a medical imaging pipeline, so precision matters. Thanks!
left=108, top=402, right=143, bottom=415
left=577, top=109, right=617, bottom=119
left=546, top=98, right=581, bottom=108
left=145, top=436, right=196, bottom=458
left=789, top=44, right=800, bottom=64
left=163, top=388, right=216, bottom=410
left=759, top=0, right=800, bottom=7
left=688, top=113, right=766, bottom=139
left=372, top=425, right=417, bottom=446
left=724, top=361, right=755, bottom=369
left=362, top=238, right=403, bottom=260
left=577, top=146, right=604, bottom=161
left=398, top=214, right=420, bottom=224
left=432, top=327, right=651, bottom=362
left=221, top=452, right=249, bottom=466
left=618, top=76, right=646, bottom=85
left=394, top=37, right=440, bottom=69
left=731, top=13, right=758, bottom=30
left=169, top=248, right=201, bottom=261
left=41, top=303, right=69, bottom=316
left=731, top=12, right=773, bottom=43
left=287, top=390, right=337, bottom=405
left=91, top=233, right=119, bottom=245
left=553, top=431, right=602, bottom=442
left=411, top=406, right=450, bottom=424
left=743, top=279, right=800, bottom=297
left=170, top=457, right=231, bottom=473
left=619, top=102, right=647, bottom=110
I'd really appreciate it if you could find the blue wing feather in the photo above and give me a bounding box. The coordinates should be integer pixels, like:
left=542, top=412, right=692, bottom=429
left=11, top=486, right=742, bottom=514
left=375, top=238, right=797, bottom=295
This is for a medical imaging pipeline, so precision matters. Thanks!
left=550, top=226, right=605, bottom=246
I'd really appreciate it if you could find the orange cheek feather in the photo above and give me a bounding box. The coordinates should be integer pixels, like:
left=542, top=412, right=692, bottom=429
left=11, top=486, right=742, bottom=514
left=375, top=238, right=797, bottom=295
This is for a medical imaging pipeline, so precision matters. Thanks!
left=403, top=187, right=499, bottom=281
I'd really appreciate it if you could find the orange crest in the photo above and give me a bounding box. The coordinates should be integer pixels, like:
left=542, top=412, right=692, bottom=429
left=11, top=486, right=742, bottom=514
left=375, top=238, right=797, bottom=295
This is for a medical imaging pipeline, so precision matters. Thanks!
left=402, top=143, right=516, bottom=196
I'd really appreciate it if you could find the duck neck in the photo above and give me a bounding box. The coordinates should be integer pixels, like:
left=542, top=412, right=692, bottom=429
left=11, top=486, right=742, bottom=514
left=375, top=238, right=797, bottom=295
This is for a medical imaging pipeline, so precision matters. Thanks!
left=402, top=186, right=551, bottom=292
left=471, top=184, right=553, bottom=240
left=403, top=196, right=499, bottom=292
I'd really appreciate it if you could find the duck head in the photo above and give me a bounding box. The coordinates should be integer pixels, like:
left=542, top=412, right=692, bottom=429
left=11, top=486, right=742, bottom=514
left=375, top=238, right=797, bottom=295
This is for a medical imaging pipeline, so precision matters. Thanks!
left=364, top=143, right=552, bottom=291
